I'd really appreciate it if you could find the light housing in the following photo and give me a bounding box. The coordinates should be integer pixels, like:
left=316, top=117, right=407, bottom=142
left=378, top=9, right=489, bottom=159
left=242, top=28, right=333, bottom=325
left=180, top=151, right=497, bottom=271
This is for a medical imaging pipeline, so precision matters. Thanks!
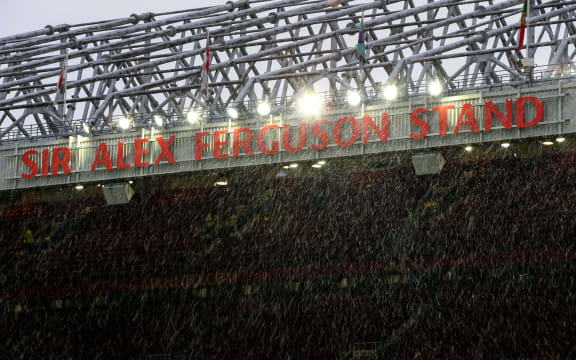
left=81, top=122, right=91, bottom=136
left=347, top=90, right=361, bottom=106
left=227, top=107, right=239, bottom=119
left=298, top=91, right=322, bottom=115
left=542, top=141, right=554, bottom=146
left=187, top=110, right=200, bottom=124
left=501, top=142, right=510, bottom=148
left=153, top=115, right=163, bottom=127
left=118, top=117, right=131, bottom=130
left=465, top=146, right=473, bottom=152
left=257, top=102, right=271, bottom=116
left=428, top=80, right=443, bottom=96
left=556, top=137, right=566, bottom=143
left=383, top=84, right=398, bottom=100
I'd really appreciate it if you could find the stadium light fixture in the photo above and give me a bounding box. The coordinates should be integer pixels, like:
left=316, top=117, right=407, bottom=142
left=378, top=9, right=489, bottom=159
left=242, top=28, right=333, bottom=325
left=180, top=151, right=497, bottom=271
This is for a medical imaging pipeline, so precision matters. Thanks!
left=227, top=107, right=239, bottom=119
left=187, top=110, right=200, bottom=124
left=81, top=122, right=91, bottom=136
left=317, top=160, right=326, bottom=165
left=257, top=102, right=271, bottom=116
left=289, top=163, right=298, bottom=168
left=556, top=137, right=566, bottom=143
left=542, top=141, right=554, bottom=146
left=118, top=117, right=131, bottom=130
left=428, top=80, right=443, bottom=96
left=299, top=91, right=322, bottom=115
left=74, top=185, right=84, bottom=191
left=282, top=165, right=290, bottom=169
left=128, top=180, right=134, bottom=184
left=347, top=90, right=362, bottom=106
left=501, top=142, right=510, bottom=148
left=383, top=84, right=398, bottom=101
left=153, top=115, right=163, bottom=127
left=465, top=146, right=473, bottom=152
left=312, top=164, right=322, bottom=168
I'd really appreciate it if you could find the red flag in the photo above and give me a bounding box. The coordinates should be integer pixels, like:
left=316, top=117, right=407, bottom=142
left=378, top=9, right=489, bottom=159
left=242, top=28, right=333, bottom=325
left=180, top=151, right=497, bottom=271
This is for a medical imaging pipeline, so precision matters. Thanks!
left=201, top=31, right=210, bottom=96
left=54, top=66, right=65, bottom=105
left=517, top=0, right=528, bottom=53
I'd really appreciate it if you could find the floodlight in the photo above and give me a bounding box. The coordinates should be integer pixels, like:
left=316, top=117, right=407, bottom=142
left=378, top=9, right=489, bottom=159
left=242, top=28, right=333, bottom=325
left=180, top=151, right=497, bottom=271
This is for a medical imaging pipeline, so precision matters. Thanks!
left=542, top=141, right=554, bottom=146
left=312, top=164, right=322, bottom=168
left=501, top=142, right=510, bottom=148
left=289, top=163, right=298, bottom=168
left=187, top=110, right=200, bottom=124
left=347, top=90, right=361, bottom=106
left=556, top=137, right=566, bottom=143
left=154, top=115, right=163, bottom=127
left=118, top=117, right=131, bottom=130
left=227, top=107, right=239, bottom=119
left=74, top=185, right=84, bottom=191
left=465, top=146, right=473, bottom=152
left=383, top=84, right=398, bottom=101
left=428, top=80, right=443, bottom=96
left=317, top=160, right=326, bottom=165
left=257, top=102, right=271, bottom=116
left=81, top=122, right=91, bottom=135
left=299, top=92, right=322, bottom=115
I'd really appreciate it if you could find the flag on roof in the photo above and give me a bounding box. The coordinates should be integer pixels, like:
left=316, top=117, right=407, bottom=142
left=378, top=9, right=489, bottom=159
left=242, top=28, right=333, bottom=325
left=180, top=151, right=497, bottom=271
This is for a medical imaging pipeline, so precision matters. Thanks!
left=517, top=0, right=528, bottom=53
left=201, top=31, right=211, bottom=97
left=356, top=17, right=366, bottom=68
left=54, top=64, right=66, bottom=105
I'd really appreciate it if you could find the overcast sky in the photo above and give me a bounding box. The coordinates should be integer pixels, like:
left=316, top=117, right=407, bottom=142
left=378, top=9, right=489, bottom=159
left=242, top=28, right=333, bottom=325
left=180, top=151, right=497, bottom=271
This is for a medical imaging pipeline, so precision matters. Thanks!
left=0, top=0, right=231, bottom=37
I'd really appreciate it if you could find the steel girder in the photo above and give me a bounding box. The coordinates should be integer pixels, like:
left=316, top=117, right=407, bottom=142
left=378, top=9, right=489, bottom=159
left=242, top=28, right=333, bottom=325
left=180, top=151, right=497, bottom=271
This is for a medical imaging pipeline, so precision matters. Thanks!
left=0, top=0, right=575, bottom=143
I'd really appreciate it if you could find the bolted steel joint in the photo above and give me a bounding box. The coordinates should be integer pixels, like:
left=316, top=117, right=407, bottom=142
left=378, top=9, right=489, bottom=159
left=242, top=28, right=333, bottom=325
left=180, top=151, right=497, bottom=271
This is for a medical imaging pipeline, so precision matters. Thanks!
left=129, top=14, right=140, bottom=25
left=140, top=12, right=154, bottom=22
left=165, top=26, right=177, bottom=37
left=267, top=12, right=279, bottom=24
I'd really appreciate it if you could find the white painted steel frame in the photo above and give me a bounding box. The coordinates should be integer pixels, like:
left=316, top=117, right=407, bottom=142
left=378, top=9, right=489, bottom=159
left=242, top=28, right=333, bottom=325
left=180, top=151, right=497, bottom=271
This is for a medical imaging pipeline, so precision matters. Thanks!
left=1, top=0, right=575, bottom=143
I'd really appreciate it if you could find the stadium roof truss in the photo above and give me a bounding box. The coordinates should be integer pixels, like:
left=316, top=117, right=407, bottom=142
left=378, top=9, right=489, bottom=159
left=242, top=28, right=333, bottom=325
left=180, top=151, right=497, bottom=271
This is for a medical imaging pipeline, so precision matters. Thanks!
left=1, top=0, right=576, bottom=143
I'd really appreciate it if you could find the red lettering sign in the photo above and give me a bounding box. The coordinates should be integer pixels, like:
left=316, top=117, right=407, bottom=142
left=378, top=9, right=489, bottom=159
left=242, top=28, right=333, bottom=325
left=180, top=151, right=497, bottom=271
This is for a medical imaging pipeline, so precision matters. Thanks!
left=21, top=150, right=39, bottom=179
left=233, top=129, right=254, bottom=158
left=257, top=125, right=279, bottom=155
left=283, top=123, right=307, bottom=152
left=485, top=100, right=513, bottom=131
left=92, top=143, right=113, bottom=171
left=155, top=136, right=176, bottom=165
left=311, top=120, right=330, bottom=150
left=454, top=103, right=479, bottom=135
left=51, top=148, right=71, bottom=176
left=213, top=130, right=230, bottom=159
left=410, top=108, right=429, bottom=139
left=19, top=97, right=548, bottom=179
left=517, top=97, right=544, bottom=128
left=334, top=117, right=360, bottom=147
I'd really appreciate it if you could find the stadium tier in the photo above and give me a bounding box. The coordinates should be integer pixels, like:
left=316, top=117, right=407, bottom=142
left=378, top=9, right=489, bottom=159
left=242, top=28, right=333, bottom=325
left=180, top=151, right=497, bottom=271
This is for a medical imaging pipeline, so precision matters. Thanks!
left=1, top=145, right=576, bottom=358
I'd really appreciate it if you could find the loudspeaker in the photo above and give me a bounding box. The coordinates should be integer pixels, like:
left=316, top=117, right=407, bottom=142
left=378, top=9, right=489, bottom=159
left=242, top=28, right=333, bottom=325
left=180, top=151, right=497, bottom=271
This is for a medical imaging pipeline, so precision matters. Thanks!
left=102, top=183, right=135, bottom=205
left=412, top=152, right=446, bottom=175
